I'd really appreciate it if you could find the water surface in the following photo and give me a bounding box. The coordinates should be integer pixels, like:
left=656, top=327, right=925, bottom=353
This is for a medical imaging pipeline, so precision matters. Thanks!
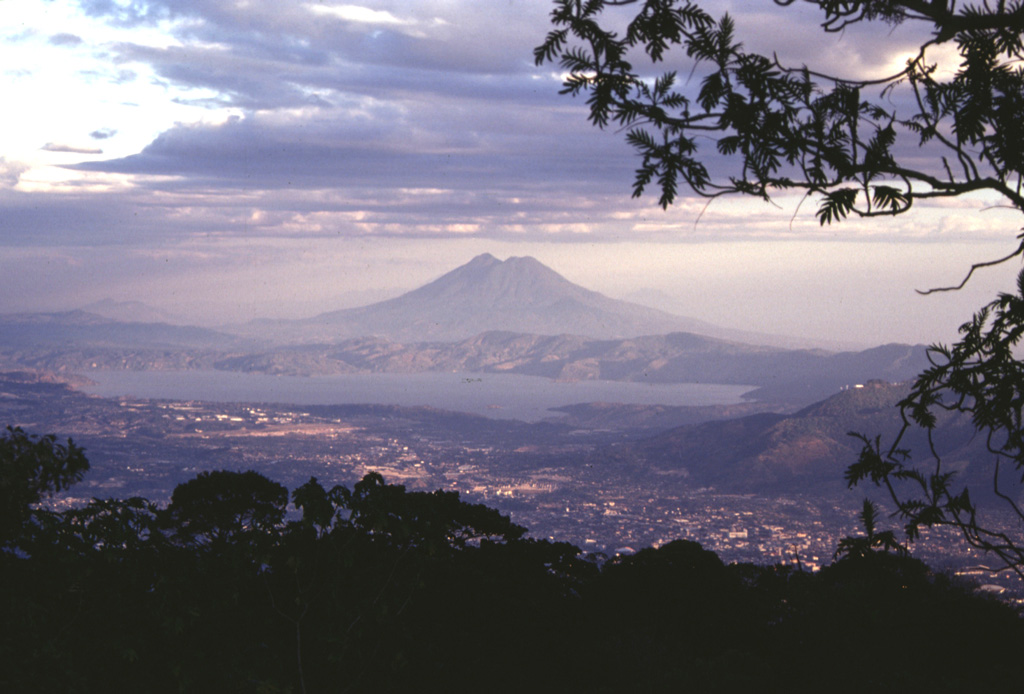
left=82, top=370, right=755, bottom=422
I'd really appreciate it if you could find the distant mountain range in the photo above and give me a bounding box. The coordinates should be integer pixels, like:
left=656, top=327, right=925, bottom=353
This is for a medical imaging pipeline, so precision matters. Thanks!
left=0, top=324, right=929, bottom=406
left=260, top=332, right=926, bottom=404
left=0, top=309, right=240, bottom=350
left=81, top=299, right=190, bottom=326
left=0, top=254, right=981, bottom=507
left=0, top=252, right=932, bottom=408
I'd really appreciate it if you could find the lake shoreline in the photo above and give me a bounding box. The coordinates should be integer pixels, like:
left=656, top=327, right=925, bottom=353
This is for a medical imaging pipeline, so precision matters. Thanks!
left=79, top=369, right=758, bottom=423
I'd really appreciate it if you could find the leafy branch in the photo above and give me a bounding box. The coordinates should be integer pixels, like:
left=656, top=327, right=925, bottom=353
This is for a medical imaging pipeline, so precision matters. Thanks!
left=535, top=0, right=1024, bottom=218
left=847, top=267, right=1024, bottom=579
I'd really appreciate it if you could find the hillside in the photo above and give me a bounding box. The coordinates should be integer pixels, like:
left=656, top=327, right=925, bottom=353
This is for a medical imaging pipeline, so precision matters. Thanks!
left=0, top=323, right=929, bottom=408
left=217, top=332, right=928, bottom=405
left=80, top=299, right=190, bottom=325
left=633, top=381, right=983, bottom=493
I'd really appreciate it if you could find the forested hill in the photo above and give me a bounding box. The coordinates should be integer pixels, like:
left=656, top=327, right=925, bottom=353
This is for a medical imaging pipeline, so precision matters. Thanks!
left=632, top=381, right=986, bottom=495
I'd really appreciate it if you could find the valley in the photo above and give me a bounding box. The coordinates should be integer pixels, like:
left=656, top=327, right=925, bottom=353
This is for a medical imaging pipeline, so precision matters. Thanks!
left=2, top=253, right=1018, bottom=595
left=4, top=370, right=1019, bottom=595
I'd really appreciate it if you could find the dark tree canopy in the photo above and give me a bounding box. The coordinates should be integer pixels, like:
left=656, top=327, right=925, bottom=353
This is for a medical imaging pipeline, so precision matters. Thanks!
left=0, top=425, right=88, bottom=546
left=3, top=445, right=1021, bottom=693
left=343, top=471, right=527, bottom=550
left=163, top=469, right=289, bottom=546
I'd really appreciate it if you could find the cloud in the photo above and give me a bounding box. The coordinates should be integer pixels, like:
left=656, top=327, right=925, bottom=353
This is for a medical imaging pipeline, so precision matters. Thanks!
left=71, top=0, right=945, bottom=192
left=77, top=0, right=175, bottom=28
left=5, top=0, right=1011, bottom=250
left=42, top=143, right=104, bottom=154
left=72, top=1, right=552, bottom=109
left=66, top=51, right=641, bottom=197
left=49, top=32, right=84, bottom=46
left=0, top=159, right=28, bottom=188
left=307, top=4, right=410, bottom=26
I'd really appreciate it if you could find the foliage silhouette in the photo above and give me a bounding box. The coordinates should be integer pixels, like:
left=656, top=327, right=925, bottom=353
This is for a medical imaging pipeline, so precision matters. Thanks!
left=846, top=268, right=1024, bottom=579
left=344, top=471, right=527, bottom=551
left=162, top=469, right=288, bottom=547
left=0, top=425, right=88, bottom=547
left=2, top=443, right=1023, bottom=693
left=535, top=0, right=1024, bottom=219
left=833, top=498, right=908, bottom=560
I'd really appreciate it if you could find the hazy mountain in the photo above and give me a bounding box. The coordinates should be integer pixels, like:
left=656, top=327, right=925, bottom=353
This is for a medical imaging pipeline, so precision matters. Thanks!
left=0, top=310, right=242, bottom=350
left=0, top=253, right=932, bottom=411
left=206, top=330, right=928, bottom=406
left=632, top=381, right=983, bottom=494
left=0, top=308, right=929, bottom=408
left=81, top=299, right=188, bottom=325
left=245, top=253, right=778, bottom=344
left=324, top=332, right=925, bottom=406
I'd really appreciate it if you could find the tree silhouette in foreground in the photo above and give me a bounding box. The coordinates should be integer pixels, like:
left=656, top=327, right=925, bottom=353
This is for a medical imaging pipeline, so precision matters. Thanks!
left=536, top=0, right=1024, bottom=576
left=0, top=425, right=88, bottom=547
left=163, top=469, right=288, bottom=547
left=1, top=453, right=1022, bottom=693
left=847, top=270, right=1024, bottom=578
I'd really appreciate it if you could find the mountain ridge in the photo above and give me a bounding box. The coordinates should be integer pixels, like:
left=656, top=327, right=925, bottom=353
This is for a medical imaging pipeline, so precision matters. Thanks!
left=630, top=380, right=985, bottom=494
left=81, top=299, right=189, bottom=325
left=0, top=309, right=241, bottom=350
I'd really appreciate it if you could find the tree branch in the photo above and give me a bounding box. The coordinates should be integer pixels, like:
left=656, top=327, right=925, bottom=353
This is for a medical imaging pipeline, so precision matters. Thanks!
left=917, top=237, right=1024, bottom=294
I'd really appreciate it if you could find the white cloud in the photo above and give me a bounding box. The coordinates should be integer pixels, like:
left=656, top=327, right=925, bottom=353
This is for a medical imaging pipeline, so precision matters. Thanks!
left=42, top=142, right=103, bottom=154
left=307, top=3, right=409, bottom=26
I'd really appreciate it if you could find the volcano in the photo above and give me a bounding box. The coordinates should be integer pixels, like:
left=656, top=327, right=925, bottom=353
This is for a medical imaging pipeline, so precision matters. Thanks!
left=283, top=253, right=729, bottom=343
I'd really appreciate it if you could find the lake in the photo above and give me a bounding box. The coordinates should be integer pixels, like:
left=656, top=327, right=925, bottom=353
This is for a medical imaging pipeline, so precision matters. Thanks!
left=82, top=370, right=756, bottom=422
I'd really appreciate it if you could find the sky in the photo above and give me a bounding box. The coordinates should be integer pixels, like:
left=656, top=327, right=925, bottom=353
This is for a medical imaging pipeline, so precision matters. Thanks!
left=1, top=0, right=1021, bottom=347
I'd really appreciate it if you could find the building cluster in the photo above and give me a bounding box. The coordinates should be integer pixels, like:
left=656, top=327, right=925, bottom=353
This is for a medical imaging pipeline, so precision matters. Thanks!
left=6, top=374, right=1021, bottom=599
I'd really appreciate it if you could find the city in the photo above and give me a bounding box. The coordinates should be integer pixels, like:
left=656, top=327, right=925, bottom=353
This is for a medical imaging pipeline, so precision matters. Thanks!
left=5, top=369, right=1020, bottom=598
